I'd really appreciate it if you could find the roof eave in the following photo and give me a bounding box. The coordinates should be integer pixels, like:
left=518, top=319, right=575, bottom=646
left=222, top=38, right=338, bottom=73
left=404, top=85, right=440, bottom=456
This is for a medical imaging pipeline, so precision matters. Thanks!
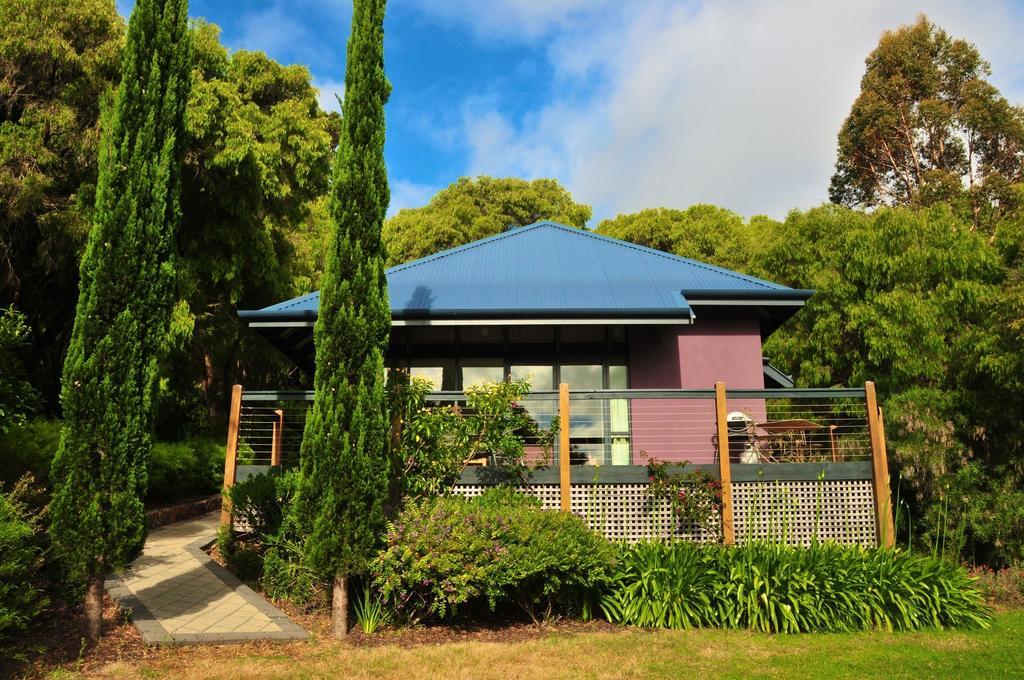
left=684, top=288, right=814, bottom=303
left=240, top=308, right=695, bottom=325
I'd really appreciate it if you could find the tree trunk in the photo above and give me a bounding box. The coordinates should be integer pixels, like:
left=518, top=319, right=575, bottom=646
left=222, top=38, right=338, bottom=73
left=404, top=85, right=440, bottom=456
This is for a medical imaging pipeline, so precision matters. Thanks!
left=84, top=573, right=104, bottom=643
left=332, top=571, right=348, bottom=638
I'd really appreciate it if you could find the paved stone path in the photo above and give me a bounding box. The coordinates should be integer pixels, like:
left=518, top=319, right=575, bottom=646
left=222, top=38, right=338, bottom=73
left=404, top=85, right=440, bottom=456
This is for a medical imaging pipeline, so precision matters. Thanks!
left=107, top=512, right=308, bottom=645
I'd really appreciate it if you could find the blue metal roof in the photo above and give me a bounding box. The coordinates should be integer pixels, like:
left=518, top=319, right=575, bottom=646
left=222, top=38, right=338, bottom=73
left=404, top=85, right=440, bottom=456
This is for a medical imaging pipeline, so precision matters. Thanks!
left=240, top=221, right=811, bottom=321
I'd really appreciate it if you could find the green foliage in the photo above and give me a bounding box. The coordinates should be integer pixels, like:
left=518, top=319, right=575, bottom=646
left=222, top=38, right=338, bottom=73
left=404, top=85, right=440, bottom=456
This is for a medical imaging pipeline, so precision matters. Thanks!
left=48, top=0, right=192, bottom=584
left=164, top=21, right=340, bottom=426
left=147, top=438, right=224, bottom=504
left=0, top=0, right=124, bottom=404
left=596, top=205, right=762, bottom=272
left=289, top=0, right=392, bottom=586
left=601, top=541, right=991, bottom=632
left=260, top=533, right=325, bottom=606
left=390, top=377, right=555, bottom=499
left=0, top=419, right=62, bottom=490
left=389, top=375, right=467, bottom=498
left=753, top=203, right=1024, bottom=563
left=228, top=546, right=263, bottom=582
left=1, top=3, right=337, bottom=425
left=352, top=586, right=388, bottom=634
left=0, top=476, right=49, bottom=647
left=227, top=471, right=285, bottom=540
left=830, top=15, right=1024, bottom=231
left=372, top=489, right=616, bottom=624
left=383, top=176, right=591, bottom=265
left=646, top=460, right=723, bottom=540
left=0, top=308, right=39, bottom=435
left=0, top=420, right=221, bottom=505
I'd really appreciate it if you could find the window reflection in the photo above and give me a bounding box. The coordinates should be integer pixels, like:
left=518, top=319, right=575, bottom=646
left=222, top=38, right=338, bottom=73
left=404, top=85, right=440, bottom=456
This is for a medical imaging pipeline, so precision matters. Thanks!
left=409, top=366, right=443, bottom=390
left=461, top=365, right=504, bottom=388
left=511, top=364, right=556, bottom=431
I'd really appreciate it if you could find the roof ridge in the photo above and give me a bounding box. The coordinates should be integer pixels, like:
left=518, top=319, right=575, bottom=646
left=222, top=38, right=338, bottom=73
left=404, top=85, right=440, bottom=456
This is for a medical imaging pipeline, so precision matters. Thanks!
left=273, top=290, right=319, bottom=310
left=386, top=221, right=551, bottom=274
left=546, top=222, right=783, bottom=290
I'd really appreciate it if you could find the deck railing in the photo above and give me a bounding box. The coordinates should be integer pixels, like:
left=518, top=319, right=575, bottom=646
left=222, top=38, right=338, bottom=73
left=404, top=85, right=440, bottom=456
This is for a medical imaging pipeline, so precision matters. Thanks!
left=220, top=382, right=894, bottom=547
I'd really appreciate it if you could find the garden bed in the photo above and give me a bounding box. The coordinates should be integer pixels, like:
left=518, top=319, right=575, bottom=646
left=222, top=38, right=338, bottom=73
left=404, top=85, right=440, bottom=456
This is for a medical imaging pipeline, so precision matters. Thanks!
left=3, top=595, right=152, bottom=679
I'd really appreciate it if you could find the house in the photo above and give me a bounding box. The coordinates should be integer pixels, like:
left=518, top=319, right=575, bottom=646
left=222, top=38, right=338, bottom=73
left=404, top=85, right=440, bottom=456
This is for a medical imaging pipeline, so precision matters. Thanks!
left=239, top=221, right=813, bottom=466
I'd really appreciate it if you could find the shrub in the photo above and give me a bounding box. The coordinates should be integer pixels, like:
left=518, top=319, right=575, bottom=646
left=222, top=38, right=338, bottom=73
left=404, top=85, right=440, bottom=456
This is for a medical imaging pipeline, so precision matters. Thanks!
left=0, top=424, right=224, bottom=506
left=229, top=547, right=263, bottom=582
left=0, top=477, right=48, bottom=648
left=220, top=470, right=302, bottom=586
left=372, top=488, right=616, bottom=623
left=261, top=533, right=324, bottom=606
left=601, top=541, right=991, bottom=632
left=389, top=377, right=558, bottom=500
left=645, top=458, right=723, bottom=540
left=0, top=419, right=62, bottom=490
left=0, top=307, right=39, bottom=437
left=147, top=437, right=225, bottom=504
left=969, top=565, right=1024, bottom=608
left=228, top=472, right=284, bottom=540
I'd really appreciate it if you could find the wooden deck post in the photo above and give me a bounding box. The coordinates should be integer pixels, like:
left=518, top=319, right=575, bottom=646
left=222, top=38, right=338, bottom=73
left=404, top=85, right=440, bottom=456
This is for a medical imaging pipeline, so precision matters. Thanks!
left=220, top=384, right=243, bottom=528
left=559, top=382, right=571, bottom=512
left=865, top=381, right=895, bottom=548
left=714, top=382, right=735, bottom=545
left=270, top=408, right=284, bottom=467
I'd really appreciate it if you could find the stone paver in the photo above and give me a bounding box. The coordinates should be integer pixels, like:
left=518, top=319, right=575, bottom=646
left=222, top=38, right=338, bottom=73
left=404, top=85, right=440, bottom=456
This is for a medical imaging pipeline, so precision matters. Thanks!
left=107, top=512, right=308, bottom=645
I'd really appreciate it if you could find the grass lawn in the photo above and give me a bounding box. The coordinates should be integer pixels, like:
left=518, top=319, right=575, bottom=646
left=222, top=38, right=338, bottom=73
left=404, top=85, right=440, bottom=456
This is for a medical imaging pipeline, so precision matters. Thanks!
left=57, top=609, right=1024, bottom=679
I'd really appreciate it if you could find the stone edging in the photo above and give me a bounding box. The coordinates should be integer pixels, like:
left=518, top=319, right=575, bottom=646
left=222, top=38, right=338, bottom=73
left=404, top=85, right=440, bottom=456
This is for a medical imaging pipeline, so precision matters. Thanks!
left=107, top=535, right=309, bottom=646
left=146, top=495, right=223, bottom=529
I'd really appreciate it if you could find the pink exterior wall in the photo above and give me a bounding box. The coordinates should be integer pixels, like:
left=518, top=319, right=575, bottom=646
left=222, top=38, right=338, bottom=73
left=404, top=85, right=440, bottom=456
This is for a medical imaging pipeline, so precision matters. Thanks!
left=628, top=314, right=766, bottom=464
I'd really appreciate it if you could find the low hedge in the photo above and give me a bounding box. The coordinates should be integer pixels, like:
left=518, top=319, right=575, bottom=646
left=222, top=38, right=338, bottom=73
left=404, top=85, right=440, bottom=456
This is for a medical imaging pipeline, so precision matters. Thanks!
left=372, top=488, right=616, bottom=623
left=147, top=437, right=225, bottom=504
left=0, top=419, right=224, bottom=506
left=601, top=541, right=991, bottom=632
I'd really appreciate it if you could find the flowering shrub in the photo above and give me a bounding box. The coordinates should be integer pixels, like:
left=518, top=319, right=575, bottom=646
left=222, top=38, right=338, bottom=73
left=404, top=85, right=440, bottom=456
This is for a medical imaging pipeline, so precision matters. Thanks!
left=968, top=565, right=1024, bottom=608
left=646, top=458, right=723, bottom=540
left=371, top=488, right=615, bottom=623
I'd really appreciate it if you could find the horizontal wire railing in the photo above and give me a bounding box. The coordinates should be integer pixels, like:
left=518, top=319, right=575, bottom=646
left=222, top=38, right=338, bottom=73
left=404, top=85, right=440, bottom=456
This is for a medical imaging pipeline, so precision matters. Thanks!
left=228, top=385, right=885, bottom=546
left=236, top=387, right=872, bottom=468
left=238, top=393, right=311, bottom=466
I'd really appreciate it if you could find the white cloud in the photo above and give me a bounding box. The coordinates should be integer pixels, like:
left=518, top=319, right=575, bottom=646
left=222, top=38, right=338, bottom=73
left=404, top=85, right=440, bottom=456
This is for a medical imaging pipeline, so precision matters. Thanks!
left=416, top=0, right=1024, bottom=221
left=314, top=79, right=345, bottom=113
left=388, top=179, right=440, bottom=216
left=235, top=5, right=309, bottom=56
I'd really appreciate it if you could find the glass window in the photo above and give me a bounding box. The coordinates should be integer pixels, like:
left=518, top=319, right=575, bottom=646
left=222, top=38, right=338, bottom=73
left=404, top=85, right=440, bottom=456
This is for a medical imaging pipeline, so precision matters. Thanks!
left=608, top=364, right=629, bottom=389
left=511, top=364, right=556, bottom=431
left=461, top=360, right=504, bottom=388
left=560, top=364, right=603, bottom=389
left=409, top=366, right=444, bottom=390
left=509, top=365, right=554, bottom=390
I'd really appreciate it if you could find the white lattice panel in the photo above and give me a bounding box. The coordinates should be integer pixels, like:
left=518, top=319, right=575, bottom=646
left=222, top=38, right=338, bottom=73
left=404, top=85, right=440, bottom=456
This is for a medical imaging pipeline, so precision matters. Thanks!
left=731, top=479, right=877, bottom=546
left=453, top=483, right=718, bottom=543
left=569, top=484, right=716, bottom=543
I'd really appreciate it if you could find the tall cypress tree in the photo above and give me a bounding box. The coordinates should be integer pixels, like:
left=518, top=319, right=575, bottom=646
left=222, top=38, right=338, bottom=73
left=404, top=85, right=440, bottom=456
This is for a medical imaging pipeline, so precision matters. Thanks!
left=292, top=0, right=391, bottom=637
left=48, top=0, right=190, bottom=642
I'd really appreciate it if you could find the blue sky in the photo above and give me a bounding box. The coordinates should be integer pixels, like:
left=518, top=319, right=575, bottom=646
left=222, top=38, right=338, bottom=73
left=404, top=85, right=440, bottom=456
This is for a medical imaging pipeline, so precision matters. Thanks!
left=118, top=0, right=1024, bottom=223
